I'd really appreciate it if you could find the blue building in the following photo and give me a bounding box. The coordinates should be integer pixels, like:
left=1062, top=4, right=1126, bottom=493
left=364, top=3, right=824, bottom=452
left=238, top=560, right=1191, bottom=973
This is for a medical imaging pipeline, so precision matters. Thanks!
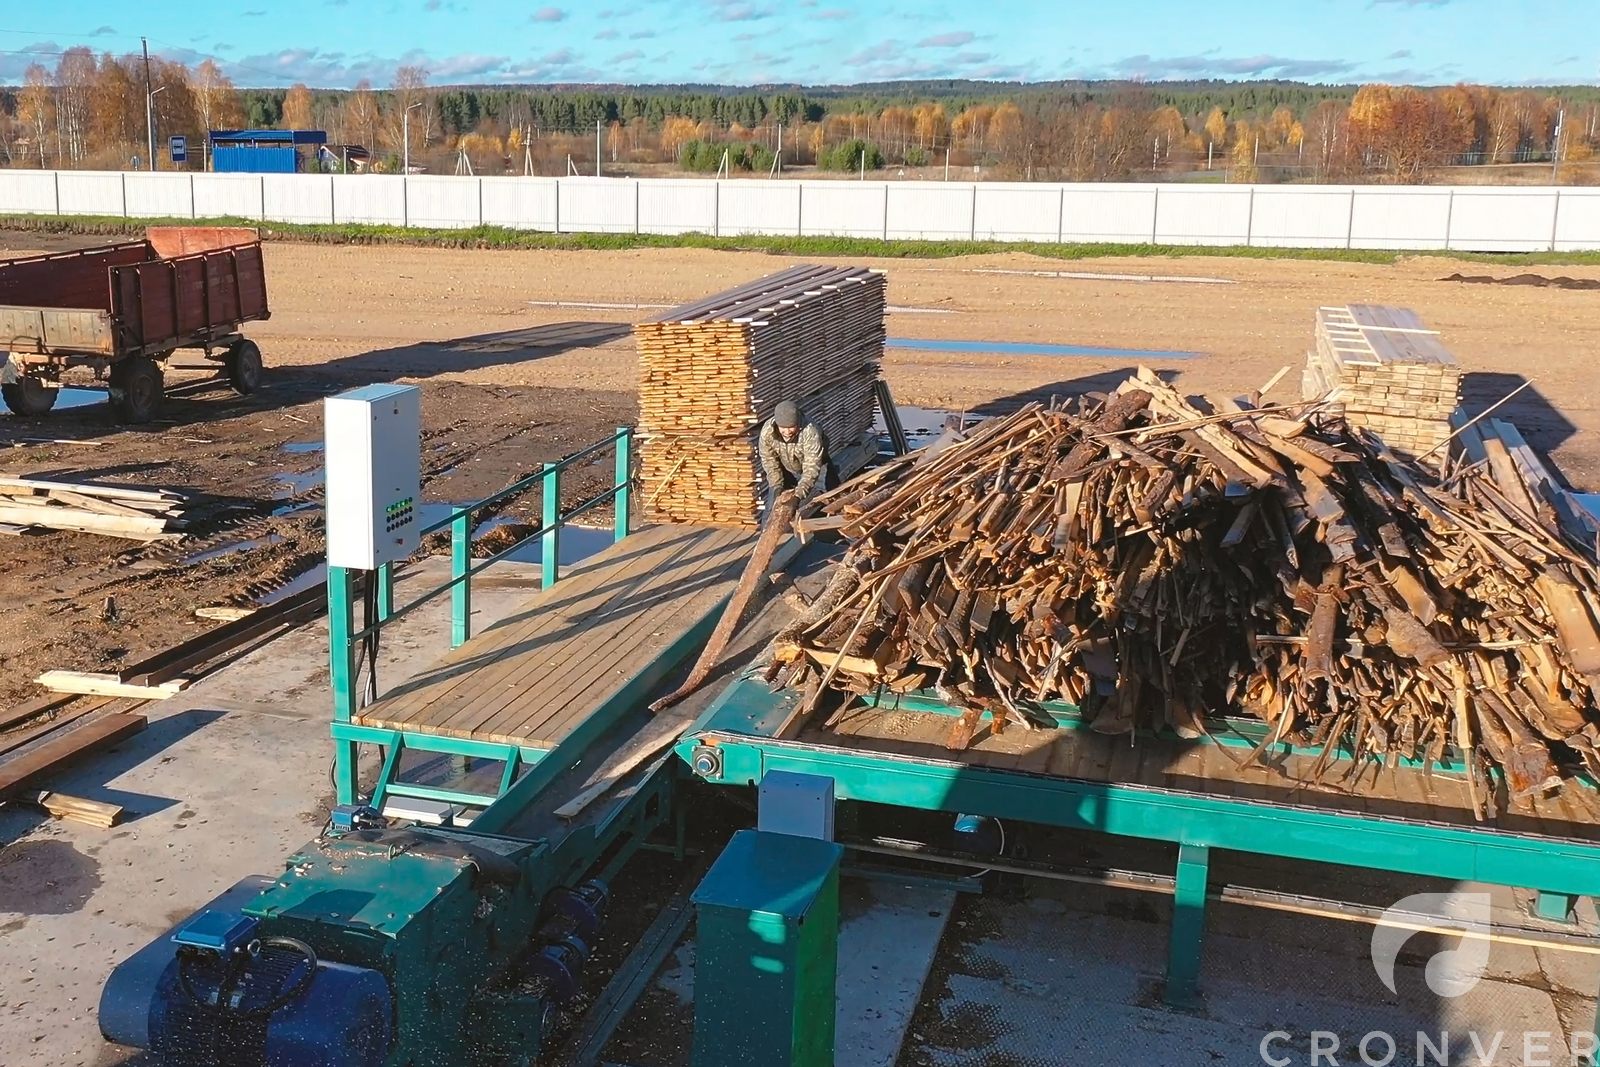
left=208, top=129, right=329, bottom=173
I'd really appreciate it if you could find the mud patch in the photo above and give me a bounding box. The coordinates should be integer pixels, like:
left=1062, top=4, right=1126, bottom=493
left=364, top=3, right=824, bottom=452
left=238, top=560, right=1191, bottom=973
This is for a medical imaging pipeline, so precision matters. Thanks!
left=1443, top=272, right=1600, bottom=290
left=0, top=838, right=103, bottom=915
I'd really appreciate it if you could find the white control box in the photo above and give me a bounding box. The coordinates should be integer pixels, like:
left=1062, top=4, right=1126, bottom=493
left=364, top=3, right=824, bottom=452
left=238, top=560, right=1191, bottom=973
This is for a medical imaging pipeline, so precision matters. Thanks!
left=325, top=384, right=421, bottom=570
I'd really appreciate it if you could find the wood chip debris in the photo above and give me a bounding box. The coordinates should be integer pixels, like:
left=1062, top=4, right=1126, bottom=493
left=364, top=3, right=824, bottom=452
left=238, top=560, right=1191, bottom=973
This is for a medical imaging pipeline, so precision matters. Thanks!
left=766, top=367, right=1600, bottom=818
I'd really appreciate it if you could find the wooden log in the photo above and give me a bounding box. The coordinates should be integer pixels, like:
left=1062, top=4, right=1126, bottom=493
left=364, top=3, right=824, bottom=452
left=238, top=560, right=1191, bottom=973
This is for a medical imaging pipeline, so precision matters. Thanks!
left=35, top=672, right=187, bottom=699
left=0, top=713, right=148, bottom=799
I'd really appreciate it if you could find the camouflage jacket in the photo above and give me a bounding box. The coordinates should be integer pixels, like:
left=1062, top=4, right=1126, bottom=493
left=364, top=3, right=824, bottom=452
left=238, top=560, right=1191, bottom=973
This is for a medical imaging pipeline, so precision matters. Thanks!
left=758, top=419, right=828, bottom=498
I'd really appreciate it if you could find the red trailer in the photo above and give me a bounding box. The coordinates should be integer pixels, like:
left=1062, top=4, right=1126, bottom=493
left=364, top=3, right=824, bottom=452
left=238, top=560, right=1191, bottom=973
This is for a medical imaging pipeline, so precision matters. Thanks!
left=0, top=227, right=270, bottom=423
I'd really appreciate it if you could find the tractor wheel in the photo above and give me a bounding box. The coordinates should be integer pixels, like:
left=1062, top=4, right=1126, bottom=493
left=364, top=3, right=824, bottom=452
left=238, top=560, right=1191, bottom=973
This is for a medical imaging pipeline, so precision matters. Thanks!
left=225, top=339, right=264, bottom=396
left=109, top=357, right=164, bottom=424
left=1, top=376, right=59, bottom=416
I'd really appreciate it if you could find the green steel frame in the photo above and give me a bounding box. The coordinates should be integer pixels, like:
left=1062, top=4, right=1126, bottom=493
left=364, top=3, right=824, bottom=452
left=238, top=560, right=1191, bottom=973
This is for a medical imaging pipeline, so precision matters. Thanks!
left=679, top=677, right=1600, bottom=1013
left=329, top=427, right=634, bottom=809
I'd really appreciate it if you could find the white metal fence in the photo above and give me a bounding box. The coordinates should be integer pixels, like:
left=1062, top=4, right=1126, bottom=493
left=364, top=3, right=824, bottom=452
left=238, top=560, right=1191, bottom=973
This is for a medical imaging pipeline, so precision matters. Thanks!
left=0, top=169, right=1595, bottom=252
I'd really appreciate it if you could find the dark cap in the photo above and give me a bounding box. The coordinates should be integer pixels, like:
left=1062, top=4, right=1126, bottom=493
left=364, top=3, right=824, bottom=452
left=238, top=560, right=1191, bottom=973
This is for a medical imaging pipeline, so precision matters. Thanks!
left=774, top=400, right=800, bottom=428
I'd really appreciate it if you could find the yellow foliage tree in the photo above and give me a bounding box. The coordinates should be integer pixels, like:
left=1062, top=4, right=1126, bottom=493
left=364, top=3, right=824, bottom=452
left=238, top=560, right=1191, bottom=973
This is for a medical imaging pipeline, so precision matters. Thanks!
left=282, top=83, right=314, bottom=130
left=1203, top=106, right=1227, bottom=146
left=1229, top=121, right=1257, bottom=182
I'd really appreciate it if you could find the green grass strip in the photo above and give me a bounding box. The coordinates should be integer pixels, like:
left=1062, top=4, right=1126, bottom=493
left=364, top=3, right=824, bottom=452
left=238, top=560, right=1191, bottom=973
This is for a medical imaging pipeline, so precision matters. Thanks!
left=3, top=212, right=1598, bottom=266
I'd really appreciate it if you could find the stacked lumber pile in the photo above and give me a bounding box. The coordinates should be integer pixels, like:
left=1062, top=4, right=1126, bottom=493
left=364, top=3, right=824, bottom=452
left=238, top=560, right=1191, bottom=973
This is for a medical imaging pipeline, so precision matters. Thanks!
left=768, top=368, right=1600, bottom=818
left=0, top=476, right=194, bottom=541
left=1302, top=305, right=1461, bottom=460
left=634, top=265, right=885, bottom=525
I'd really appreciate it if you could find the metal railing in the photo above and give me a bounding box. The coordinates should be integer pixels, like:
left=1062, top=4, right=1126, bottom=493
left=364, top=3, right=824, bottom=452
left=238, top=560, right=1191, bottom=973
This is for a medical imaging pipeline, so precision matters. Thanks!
left=328, top=426, right=633, bottom=728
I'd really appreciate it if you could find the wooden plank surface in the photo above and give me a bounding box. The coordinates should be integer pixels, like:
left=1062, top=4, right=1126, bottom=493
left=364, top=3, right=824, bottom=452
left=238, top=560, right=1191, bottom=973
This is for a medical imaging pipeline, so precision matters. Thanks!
left=0, top=712, right=147, bottom=798
left=356, top=524, right=753, bottom=748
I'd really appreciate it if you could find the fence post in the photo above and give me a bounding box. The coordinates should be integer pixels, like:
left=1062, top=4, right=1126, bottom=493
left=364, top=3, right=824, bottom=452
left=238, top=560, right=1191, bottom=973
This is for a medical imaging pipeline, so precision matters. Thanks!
left=1057, top=185, right=1066, bottom=244
left=1345, top=187, right=1356, bottom=250
left=1550, top=188, right=1562, bottom=253
left=327, top=565, right=359, bottom=806
left=542, top=462, right=561, bottom=589
left=613, top=428, right=632, bottom=543
left=260, top=175, right=267, bottom=222
left=478, top=177, right=484, bottom=227
left=401, top=174, right=409, bottom=228
left=554, top=179, right=561, bottom=234
left=1443, top=188, right=1456, bottom=251
left=635, top=179, right=641, bottom=235
left=1244, top=186, right=1256, bottom=247
left=795, top=183, right=802, bottom=236
left=969, top=183, right=978, bottom=241
left=52, top=170, right=60, bottom=216
left=451, top=508, right=471, bottom=647
left=882, top=182, right=890, bottom=240
left=1150, top=186, right=1160, bottom=245
left=120, top=171, right=128, bottom=218
left=190, top=173, right=197, bottom=219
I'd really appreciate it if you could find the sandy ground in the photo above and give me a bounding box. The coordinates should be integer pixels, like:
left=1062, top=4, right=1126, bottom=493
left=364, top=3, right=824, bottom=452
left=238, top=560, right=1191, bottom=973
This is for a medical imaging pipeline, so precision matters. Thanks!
left=2, top=231, right=1598, bottom=705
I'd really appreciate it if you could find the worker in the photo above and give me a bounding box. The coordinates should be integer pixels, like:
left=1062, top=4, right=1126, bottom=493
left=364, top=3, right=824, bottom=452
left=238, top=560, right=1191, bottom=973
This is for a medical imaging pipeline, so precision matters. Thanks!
left=758, top=400, right=832, bottom=508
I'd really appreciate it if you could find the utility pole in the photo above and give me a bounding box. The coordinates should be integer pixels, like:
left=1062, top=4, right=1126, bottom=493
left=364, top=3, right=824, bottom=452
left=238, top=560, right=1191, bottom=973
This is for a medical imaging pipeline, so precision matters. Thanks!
left=142, top=38, right=155, bottom=171
left=1552, top=108, right=1565, bottom=180
left=402, top=101, right=422, bottom=174
left=776, top=123, right=782, bottom=175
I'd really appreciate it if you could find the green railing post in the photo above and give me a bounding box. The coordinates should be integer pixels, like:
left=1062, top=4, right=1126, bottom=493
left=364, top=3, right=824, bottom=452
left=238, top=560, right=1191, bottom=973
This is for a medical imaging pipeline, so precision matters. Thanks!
left=1165, top=842, right=1211, bottom=1009
left=376, top=562, right=394, bottom=622
left=613, top=426, right=632, bottom=543
left=451, top=508, right=471, bottom=648
left=327, top=564, right=360, bottom=806
left=542, top=461, right=561, bottom=589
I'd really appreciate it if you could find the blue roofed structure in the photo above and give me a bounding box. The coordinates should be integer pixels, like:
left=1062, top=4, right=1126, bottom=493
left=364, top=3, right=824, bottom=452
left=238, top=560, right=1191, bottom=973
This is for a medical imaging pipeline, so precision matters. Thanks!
left=209, top=129, right=329, bottom=173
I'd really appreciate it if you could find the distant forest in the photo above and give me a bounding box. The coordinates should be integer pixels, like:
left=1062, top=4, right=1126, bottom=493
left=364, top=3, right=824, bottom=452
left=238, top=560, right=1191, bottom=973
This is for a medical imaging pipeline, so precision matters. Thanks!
left=4, top=56, right=1599, bottom=182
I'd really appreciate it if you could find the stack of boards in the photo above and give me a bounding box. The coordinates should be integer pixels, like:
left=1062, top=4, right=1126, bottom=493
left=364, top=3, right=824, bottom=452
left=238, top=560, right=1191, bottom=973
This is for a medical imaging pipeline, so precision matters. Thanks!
left=634, top=265, right=885, bottom=526
left=1302, top=304, right=1461, bottom=460
left=0, top=477, right=194, bottom=541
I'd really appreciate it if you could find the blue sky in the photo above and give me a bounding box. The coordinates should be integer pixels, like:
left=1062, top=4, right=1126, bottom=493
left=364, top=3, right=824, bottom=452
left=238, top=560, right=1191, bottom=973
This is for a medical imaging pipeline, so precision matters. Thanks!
left=0, top=0, right=1594, bottom=88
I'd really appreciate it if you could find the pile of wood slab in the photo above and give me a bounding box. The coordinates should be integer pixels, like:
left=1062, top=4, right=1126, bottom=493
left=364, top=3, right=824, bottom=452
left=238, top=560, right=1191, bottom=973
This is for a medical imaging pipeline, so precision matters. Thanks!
left=634, top=265, right=885, bottom=526
left=768, top=368, right=1600, bottom=818
left=1302, top=304, right=1461, bottom=460
left=0, top=476, right=194, bottom=541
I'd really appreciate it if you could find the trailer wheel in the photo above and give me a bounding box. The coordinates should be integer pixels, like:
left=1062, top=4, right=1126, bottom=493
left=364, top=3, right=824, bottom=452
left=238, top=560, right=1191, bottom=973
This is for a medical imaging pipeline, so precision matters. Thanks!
left=1, top=376, right=59, bottom=416
left=109, top=357, right=164, bottom=424
left=225, top=339, right=264, bottom=395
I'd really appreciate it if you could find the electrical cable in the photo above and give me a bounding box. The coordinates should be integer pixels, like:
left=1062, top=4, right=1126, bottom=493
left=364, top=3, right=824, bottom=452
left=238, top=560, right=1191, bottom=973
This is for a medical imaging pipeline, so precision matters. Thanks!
left=175, top=936, right=319, bottom=1019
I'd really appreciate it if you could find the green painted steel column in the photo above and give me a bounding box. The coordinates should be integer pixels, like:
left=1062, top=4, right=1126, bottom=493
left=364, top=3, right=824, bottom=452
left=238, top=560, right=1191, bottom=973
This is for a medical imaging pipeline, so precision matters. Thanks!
left=451, top=508, right=471, bottom=648
left=376, top=562, right=394, bottom=622
left=1165, top=842, right=1211, bottom=1009
left=1535, top=891, right=1580, bottom=923
left=692, top=830, right=842, bottom=1067
left=613, top=427, right=632, bottom=543
left=327, top=564, right=360, bottom=806
left=541, top=462, right=561, bottom=589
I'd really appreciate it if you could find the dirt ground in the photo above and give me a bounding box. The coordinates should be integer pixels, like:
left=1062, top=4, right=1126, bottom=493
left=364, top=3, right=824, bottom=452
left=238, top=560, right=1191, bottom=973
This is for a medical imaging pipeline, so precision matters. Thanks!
left=2, top=229, right=1597, bottom=706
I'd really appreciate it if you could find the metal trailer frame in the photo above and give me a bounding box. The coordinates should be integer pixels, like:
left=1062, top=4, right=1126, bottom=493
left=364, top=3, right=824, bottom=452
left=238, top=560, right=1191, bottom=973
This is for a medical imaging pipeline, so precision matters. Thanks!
left=327, top=428, right=636, bottom=812
left=676, top=675, right=1600, bottom=1019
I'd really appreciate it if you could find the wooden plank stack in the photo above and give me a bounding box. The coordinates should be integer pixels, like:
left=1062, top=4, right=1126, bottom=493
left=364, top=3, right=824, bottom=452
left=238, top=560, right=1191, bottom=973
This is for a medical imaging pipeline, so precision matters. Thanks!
left=1302, top=305, right=1461, bottom=460
left=768, top=368, right=1600, bottom=818
left=0, top=476, right=194, bottom=541
left=634, top=265, right=885, bottom=526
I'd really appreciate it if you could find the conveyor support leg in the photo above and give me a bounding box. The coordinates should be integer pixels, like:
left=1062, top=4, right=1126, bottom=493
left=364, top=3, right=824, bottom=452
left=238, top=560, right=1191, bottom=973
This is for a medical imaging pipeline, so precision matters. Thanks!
left=1165, top=842, right=1210, bottom=1009
left=1535, top=891, right=1579, bottom=924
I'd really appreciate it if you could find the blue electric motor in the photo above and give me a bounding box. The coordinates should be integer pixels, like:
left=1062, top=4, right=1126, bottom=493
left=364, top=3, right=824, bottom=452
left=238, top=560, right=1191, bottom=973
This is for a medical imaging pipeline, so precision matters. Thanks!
left=100, top=878, right=393, bottom=1067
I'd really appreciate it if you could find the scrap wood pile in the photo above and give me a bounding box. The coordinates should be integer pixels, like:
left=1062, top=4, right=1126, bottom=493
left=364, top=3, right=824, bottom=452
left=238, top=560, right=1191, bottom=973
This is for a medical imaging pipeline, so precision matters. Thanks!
left=1303, top=304, right=1461, bottom=460
left=634, top=265, right=884, bottom=526
left=0, top=476, right=196, bottom=541
left=766, top=367, right=1600, bottom=818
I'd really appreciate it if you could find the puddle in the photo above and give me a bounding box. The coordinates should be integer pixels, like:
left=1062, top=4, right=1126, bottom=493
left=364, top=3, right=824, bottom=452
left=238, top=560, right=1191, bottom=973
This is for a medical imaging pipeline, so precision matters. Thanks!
left=273, top=469, right=324, bottom=498
left=181, top=535, right=284, bottom=566
left=280, top=440, right=323, bottom=455
left=886, top=337, right=1200, bottom=361
left=272, top=500, right=320, bottom=518
left=0, top=386, right=107, bottom=414
left=474, top=521, right=614, bottom=565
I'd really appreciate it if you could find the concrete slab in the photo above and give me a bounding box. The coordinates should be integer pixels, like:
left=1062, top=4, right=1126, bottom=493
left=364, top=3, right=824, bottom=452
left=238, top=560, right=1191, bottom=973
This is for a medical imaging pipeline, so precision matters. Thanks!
left=900, top=877, right=1599, bottom=1067
left=0, top=558, right=543, bottom=1067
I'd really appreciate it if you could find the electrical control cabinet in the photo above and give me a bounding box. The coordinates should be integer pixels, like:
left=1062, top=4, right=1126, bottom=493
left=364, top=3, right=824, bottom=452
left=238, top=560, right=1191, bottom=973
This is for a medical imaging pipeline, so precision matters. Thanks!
left=325, top=384, right=421, bottom=570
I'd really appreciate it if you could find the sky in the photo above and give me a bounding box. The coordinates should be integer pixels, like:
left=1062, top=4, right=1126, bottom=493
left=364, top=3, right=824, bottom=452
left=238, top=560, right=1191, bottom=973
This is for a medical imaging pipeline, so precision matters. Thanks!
left=0, top=0, right=1594, bottom=89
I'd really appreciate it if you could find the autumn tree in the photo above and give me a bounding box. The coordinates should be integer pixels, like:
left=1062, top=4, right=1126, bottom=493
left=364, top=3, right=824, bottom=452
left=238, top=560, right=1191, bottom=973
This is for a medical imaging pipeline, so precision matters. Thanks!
left=1267, top=106, right=1296, bottom=147
left=343, top=80, right=380, bottom=149
left=988, top=101, right=1024, bottom=161
left=1098, top=106, right=1151, bottom=179
left=190, top=59, right=244, bottom=140
left=281, top=83, right=314, bottom=130
left=1149, top=105, right=1185, bottom=156
left=912, top=102, right=947, bottom=149
left=18, top=64, right=53, bottom=167
left=54, top=47, right=96, bottom=164
left=91, top=54, right=141, bottom=154
left=386, top=65, right=429, bottom=156
left=1203, top=105, right=1227, bottom=147
left=1228, top=120, right=1257, bottom=182
left=606, top=119, right=624, bottom=161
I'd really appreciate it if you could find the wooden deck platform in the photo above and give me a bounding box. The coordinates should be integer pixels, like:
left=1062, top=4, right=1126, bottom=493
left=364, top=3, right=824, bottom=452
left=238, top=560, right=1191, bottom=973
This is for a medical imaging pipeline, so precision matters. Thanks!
left=810, top=705, right=1600, bottom=840
left=357, top=523, right=753, bottom=748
